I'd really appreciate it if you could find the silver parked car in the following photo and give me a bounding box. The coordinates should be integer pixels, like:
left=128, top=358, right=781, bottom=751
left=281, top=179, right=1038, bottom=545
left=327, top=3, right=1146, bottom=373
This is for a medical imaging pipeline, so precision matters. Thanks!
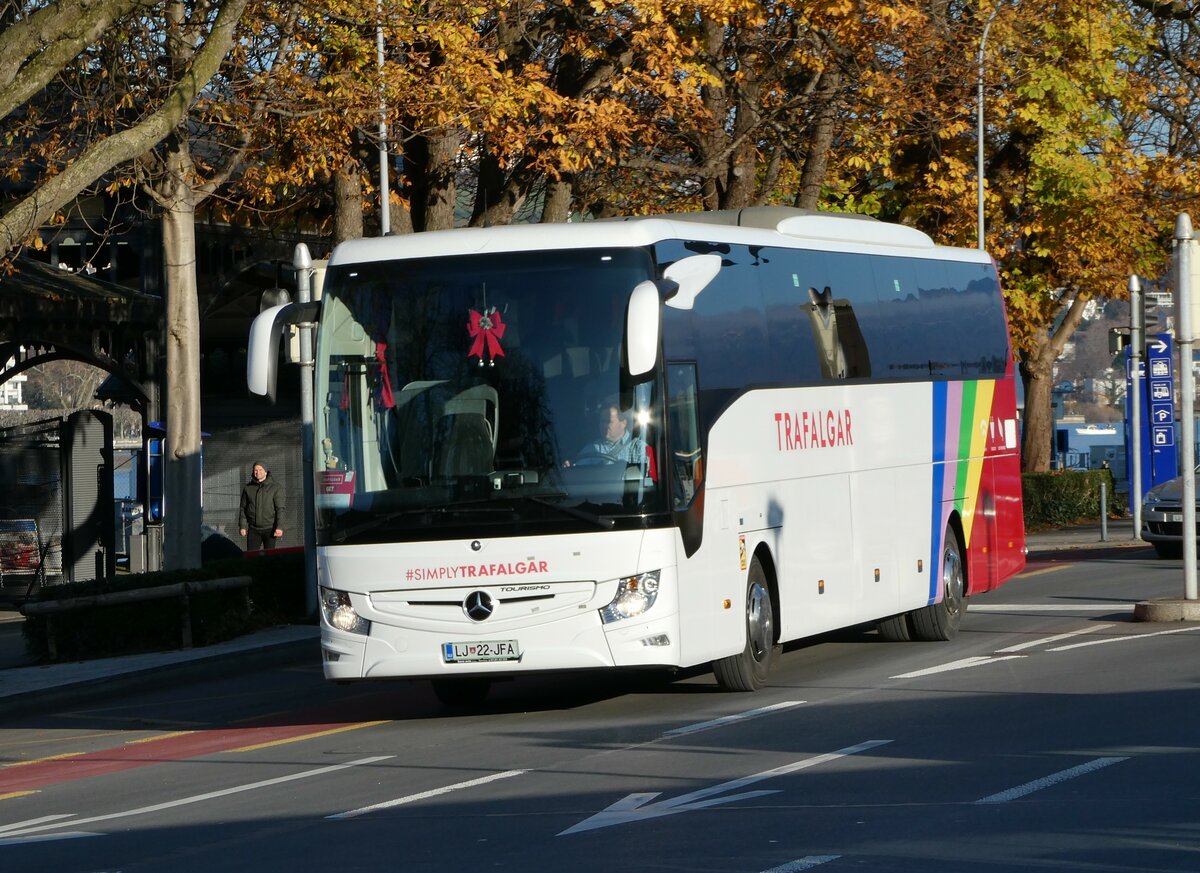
left=1141, top=466, right=1200, bottom=558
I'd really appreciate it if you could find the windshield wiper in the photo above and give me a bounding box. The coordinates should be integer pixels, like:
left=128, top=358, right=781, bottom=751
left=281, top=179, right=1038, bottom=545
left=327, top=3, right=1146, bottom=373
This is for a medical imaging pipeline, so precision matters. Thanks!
left=516, top=494, right=615, bottom=530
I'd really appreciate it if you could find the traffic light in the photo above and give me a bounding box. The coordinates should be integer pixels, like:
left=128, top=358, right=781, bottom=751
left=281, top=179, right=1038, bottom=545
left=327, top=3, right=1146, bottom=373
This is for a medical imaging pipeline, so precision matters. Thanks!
left=1109, top=327, right=1130, bottom=355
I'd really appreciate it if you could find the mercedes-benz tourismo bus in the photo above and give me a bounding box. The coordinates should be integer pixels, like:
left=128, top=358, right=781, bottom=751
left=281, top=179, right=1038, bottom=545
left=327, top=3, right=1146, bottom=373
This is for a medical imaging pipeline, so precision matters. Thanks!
left=247, top=207, right=1025, bottom=705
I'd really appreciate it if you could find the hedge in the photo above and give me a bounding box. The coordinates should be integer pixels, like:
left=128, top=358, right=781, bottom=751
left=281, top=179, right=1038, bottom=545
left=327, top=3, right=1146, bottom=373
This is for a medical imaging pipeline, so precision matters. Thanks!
left=1022, top=469, right=1124, bottom=530
left=21, top=550, right=310, bottom=662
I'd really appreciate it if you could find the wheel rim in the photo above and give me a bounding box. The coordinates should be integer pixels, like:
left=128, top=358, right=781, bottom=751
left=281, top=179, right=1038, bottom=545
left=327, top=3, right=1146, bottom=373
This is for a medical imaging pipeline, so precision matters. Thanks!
left=747, top=579, right=773, bottom=662
left=942, top=542, right=964, bottom=617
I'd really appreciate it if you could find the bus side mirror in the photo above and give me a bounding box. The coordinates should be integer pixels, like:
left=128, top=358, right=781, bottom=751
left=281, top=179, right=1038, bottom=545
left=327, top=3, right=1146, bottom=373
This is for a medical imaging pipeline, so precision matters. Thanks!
left=247, top=301, right=321, bottom=403
left=625, top=255, right=723, bottom=379
left=625, top=281, right=661, bottom=379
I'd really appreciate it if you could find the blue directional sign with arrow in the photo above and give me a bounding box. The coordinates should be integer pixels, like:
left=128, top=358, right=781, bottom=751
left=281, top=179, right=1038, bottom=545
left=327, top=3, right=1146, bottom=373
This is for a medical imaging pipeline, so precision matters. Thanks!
left=1126, top=333, right=1178, bottom=509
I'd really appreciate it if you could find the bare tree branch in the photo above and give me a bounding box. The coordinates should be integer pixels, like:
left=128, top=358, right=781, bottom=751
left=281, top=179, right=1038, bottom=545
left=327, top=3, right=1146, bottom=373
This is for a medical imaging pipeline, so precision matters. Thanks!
left=0, top=0, right=250, bottom=258
left=0, top=0, right=156, bottom=119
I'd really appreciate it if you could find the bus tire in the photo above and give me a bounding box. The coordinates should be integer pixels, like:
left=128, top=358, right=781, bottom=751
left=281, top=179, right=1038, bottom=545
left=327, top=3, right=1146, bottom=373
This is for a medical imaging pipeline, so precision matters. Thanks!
left=876, top=613, right=913, bottom=641
left=911, top=526, right=966, bottom=641
left=713, top=557, right=775, bottom=691
left=431, top=677, right=491, bottom=707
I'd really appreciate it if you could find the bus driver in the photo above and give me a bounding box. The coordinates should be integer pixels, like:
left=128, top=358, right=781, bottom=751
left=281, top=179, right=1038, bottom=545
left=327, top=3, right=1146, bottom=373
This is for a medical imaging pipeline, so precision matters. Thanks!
left=563, top=404, right=648, bottom=468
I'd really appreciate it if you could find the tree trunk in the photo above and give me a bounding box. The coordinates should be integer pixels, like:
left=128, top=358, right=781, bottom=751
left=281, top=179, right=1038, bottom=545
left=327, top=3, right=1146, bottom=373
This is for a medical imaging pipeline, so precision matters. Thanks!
left=424, top=129, right=458, bottom=231
left=402, top=126, right=458, bottom=232
left=161, top=138, right=203, bottom=570
left=471, top=148, right=522, bottom=228
left=1019, top=351, right=1055, bottom=472
left=541, top=176, right=573, bottom=223
left=1018, top=291, right=1093, bottom=472
left=333, top=160, right=363, bottom=245
left=796, top=68, right=841, bottom=210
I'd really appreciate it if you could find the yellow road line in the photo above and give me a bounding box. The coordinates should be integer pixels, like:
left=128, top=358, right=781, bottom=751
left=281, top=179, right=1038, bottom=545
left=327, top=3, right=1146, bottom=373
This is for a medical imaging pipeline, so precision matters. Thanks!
left=1017, top=565, right=1067, bottom=578
left=126, top=731, right=196, bottom=745
left=0, top=729, right=133, bottom=750
left=0, top=790, right=40, bottom=801
left=1, top=751, right=86, bottom=769
left=228, top=720, right=390, bottom=754
left=1, top=731, right=196, bottom=769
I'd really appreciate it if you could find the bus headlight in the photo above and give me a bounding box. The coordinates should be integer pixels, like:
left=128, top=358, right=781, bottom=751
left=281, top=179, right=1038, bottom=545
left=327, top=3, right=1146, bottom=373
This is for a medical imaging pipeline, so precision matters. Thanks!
left=320, top=587, right=371, bottom=635
left=600, top=571, right=660, bottom=624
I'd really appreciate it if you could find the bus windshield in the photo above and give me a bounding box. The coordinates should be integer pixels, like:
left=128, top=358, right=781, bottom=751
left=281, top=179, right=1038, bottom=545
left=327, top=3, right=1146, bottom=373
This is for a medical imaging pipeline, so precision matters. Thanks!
left=313, top=247, right=667, bottom=544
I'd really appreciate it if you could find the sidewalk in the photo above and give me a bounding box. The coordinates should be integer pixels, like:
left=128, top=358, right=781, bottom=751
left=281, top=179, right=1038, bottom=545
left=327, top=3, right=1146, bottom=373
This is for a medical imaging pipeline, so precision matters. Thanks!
left=0, top=609, right=316, bottom=717
left=0, top=518, right=1152, bottom=716
left=1024, top=515, right=1146, bottom=555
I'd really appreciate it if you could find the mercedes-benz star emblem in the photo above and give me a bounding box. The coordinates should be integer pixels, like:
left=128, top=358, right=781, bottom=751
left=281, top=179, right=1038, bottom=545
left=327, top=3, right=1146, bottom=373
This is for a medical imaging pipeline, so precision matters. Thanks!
left=464, top=591, right=494, bottom=622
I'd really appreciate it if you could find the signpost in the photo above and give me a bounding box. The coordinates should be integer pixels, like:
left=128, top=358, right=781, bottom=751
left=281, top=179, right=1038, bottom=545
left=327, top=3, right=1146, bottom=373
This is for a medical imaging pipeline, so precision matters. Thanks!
left=1125, top=333, right=1178, bottom=512
left=1176, top=214, right=1197, bottom=601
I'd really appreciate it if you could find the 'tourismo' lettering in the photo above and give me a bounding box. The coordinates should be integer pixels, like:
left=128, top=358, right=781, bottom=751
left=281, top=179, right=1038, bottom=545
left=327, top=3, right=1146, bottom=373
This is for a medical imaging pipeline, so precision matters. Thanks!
left=405, top=560, right=550, bottom=583
left=774, top=409, right=854, bottom=451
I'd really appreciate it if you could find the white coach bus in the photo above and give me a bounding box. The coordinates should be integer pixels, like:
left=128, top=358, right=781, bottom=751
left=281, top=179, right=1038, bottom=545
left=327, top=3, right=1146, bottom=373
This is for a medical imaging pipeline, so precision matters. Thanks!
left=247, top=207, right=1025, bottom=705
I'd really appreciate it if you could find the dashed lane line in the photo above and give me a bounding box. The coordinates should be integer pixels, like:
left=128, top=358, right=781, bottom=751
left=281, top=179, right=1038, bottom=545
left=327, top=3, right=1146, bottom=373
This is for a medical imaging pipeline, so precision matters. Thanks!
left=995, top=624, right=1116, bottom=654
left=890, top=655, right=1025, bottom=679
left=976, top=757, right=1129, bottom=804
left=760, top=857, right=841, bottom=872
left=328, top=769, right=530, bottom=820
left=1049, top=624, right=1200, bottom=651
left=663, top=702, right=806, bottom=737
left=0, top=755, right=394, bottom=842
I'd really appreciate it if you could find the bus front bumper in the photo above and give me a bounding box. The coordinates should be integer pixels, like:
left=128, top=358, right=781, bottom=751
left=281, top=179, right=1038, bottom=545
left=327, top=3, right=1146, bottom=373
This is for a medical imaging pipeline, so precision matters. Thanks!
left=321, top=610, right=681, bottom=681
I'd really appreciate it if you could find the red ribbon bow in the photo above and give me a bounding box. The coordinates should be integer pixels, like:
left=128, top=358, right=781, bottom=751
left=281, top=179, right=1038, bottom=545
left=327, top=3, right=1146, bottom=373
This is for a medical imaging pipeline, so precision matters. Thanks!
left=468, top=308, right=506, bottom=360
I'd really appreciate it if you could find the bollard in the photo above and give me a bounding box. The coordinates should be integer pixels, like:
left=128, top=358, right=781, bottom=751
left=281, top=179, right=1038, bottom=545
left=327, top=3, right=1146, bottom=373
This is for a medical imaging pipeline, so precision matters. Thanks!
left=1100, top=481, right=1108, bottom=542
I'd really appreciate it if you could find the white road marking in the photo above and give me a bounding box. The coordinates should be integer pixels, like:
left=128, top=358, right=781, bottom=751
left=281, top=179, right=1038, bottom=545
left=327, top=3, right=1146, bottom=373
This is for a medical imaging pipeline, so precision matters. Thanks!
left=0, top=755, right=393, bottom=840
left=328, top=769, right=529, bottom=820
left=1049, top=625, right=1200, bottom=651
left=976, top=757, right=1129, bottom=804
left=664, top=701, right=806, bottom=737
left=890, top=655, right=1024, bottom=679
left=995, top=624, right=1116, bottom=653
left=972, top=604, right=1134, bottom=612
left=0, top=831, right=101, bottom=846
left=0, top=814, right=75, bottom=834
left=559, top=740, right=892, bottom=835
left=761, top=856, right=841, bottom=872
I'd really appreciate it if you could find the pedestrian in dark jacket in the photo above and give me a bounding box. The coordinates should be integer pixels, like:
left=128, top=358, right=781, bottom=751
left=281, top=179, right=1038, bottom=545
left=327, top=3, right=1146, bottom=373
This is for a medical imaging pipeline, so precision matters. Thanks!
left=238, top=462, right=284, bottom=551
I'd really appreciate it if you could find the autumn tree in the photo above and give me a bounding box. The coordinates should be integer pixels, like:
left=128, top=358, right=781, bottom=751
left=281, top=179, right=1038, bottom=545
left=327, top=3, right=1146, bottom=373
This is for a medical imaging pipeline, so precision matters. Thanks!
left=0, top=0, right=251, bottom=260
left=983, top=2, right=1195, bottom=471
left=828, top=1, right=1197, bottom=471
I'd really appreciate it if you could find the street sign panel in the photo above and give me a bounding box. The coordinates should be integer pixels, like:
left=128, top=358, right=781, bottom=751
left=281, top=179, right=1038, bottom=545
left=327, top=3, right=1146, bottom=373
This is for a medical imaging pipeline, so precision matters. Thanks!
left=1126, top=333, right=1179, bottom=510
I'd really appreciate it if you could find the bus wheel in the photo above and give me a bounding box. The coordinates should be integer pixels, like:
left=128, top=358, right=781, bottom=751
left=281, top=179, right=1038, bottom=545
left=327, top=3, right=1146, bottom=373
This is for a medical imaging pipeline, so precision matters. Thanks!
left=911, top=527, right=966, bottom=641
left=876, top=613, right=913, bottom=641
left=713, top=558, right=775, bottom=691
left=431, top=677, right=492, bottom=708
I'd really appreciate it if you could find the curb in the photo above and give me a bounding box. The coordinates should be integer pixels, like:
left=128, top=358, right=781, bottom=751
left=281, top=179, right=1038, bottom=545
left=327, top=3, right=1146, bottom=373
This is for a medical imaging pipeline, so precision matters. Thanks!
left=1134, top=599, right=1200, bottom=622
left=1025, top=542, right=1153, bottom=563
left=0, top=627, right=317, bottom=719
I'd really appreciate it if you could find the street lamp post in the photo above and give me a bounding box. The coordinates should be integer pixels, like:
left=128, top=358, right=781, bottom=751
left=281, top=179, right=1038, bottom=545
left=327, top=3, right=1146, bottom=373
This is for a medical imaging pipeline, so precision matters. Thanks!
left=977, top=4, right=1003, bottom=251
left=376, top=3, right=389, bottom=236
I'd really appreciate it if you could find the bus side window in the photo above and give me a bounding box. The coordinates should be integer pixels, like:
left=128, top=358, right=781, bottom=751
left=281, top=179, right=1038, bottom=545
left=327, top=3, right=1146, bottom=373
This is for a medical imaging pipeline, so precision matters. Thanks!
left=807, top=286, right=871, bottom=379
left=667, top=362, right=703, bottom=510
